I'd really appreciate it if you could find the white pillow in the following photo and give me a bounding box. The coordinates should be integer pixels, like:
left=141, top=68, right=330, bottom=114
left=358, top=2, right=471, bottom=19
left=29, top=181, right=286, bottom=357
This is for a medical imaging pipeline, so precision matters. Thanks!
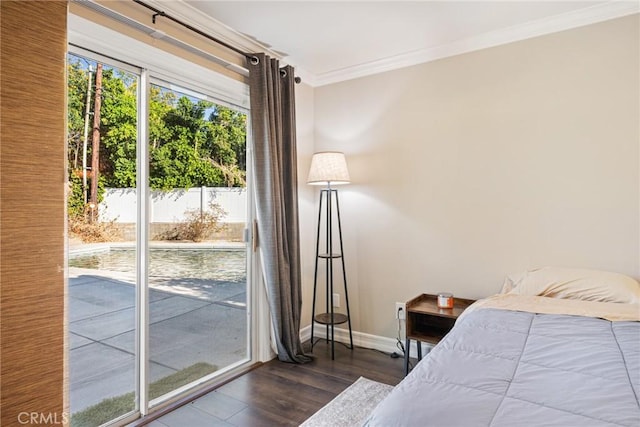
left=503, top=267, right=640, bottom=304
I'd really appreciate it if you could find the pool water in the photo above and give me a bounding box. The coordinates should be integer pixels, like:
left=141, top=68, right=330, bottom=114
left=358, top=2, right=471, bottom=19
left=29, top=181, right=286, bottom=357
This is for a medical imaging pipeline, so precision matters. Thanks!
left=69, top=249, right=246, bottom=282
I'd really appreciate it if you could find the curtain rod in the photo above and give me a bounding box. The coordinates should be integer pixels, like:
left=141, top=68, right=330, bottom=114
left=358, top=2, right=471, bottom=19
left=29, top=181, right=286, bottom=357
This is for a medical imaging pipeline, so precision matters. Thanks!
left=131, top=0, right=301, bottom=83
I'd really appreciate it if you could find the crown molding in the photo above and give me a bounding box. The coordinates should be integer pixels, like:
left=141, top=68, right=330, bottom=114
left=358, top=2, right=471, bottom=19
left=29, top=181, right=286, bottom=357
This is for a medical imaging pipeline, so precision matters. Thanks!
left=135, top=1, right=638, bottom=88
left=313, top=1, right=640, bottom=86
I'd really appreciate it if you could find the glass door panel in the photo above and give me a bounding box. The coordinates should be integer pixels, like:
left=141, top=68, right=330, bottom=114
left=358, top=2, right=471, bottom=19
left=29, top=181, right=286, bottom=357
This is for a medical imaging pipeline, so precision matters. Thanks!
left=147, top=81, right=249, bottom=403
left=67, top=52, right=139, bottom=425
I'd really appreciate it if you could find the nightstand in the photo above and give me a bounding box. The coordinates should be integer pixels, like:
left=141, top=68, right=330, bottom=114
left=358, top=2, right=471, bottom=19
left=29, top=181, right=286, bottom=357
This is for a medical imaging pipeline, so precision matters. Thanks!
left=404, top=293, right=475, bottom=376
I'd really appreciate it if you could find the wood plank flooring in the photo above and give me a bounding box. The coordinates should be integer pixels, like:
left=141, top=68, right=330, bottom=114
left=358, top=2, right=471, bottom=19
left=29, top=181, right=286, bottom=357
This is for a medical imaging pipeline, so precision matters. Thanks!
left=148, top=342, right=405, bottom=426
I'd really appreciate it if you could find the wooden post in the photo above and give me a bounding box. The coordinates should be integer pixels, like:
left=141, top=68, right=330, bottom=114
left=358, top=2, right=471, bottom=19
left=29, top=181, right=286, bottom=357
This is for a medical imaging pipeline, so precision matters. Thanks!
left=82, top=65, right=93, bottom=204
left=89, top=62, right=103, bottom=221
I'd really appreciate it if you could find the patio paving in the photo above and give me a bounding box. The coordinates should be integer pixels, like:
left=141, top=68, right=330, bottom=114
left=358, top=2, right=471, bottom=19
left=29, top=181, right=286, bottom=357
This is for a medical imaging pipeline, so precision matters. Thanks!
left=68, top=268, right=247, bottom=414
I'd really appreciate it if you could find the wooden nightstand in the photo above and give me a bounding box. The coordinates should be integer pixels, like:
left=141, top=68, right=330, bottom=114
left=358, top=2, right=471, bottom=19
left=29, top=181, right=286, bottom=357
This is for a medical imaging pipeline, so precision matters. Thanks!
left=404, top=293, right=475, bottom=375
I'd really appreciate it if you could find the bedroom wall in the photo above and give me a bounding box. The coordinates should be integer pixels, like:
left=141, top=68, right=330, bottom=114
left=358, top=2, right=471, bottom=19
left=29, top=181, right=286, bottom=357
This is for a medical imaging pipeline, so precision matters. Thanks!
left=295, top=82, right=317, bottom=327
left=310, top=14, right=639, bottom=339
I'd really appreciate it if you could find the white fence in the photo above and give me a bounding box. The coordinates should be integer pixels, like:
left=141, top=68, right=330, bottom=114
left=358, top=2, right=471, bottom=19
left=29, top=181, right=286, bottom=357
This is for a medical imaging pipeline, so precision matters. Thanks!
left=100, top=187, right=247, bottom=224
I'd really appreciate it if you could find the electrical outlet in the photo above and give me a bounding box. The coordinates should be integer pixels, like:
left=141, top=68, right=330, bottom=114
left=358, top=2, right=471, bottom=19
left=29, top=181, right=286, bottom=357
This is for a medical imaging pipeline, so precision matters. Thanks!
left=395, top=302, right=406, bottom=320
left=333, top=293, right=340, bottom=308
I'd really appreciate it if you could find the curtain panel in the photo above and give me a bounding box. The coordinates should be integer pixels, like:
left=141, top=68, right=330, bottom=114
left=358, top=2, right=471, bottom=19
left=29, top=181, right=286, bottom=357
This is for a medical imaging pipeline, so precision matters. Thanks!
left=248, top=53, right=310, bottom=363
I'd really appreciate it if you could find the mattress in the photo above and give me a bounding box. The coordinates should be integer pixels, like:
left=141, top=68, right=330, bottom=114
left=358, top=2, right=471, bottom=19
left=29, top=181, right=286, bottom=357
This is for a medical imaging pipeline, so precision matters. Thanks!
left=364, top=306, right=640, bottom=427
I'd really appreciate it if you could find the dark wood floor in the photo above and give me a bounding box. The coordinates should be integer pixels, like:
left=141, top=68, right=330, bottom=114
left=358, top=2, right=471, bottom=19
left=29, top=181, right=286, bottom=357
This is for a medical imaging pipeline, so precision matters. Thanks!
left=217, top=342, right=404, bottom=426
left=149, top=342, right=405, bottom=426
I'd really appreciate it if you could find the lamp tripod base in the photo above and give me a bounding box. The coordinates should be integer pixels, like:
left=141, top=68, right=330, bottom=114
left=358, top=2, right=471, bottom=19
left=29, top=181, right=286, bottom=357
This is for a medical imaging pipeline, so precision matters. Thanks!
left=309, top=188, right=353, bottom=360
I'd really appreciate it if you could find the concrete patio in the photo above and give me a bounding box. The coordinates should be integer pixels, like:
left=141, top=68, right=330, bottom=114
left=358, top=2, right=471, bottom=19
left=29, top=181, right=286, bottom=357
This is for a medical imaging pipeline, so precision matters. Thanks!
left=68, top=265, right=247, bottom=414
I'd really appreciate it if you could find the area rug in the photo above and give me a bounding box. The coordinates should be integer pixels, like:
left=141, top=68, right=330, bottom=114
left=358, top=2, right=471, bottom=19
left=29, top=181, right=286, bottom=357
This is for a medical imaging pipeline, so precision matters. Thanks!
left=300, top=377, right=394, bottom=427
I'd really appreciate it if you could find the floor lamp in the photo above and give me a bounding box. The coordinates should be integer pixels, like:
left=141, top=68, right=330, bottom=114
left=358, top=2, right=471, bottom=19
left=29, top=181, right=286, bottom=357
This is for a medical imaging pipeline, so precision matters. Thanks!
left=308, top=152, right=353, bottom=360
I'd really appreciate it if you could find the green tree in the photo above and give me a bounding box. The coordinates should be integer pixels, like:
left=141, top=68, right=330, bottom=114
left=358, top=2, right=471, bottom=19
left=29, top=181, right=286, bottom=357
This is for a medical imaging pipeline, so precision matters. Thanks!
left=67, top=54, right=248, bottom=196
left=149, top=85, right=173, bottom=150
left=150, top=96, right=226, bottom=189
left=204, top=106, right=247, bottom=186
left=100, top=68, right=138, bottom=188
left=67, top=58, right=89, bottom=172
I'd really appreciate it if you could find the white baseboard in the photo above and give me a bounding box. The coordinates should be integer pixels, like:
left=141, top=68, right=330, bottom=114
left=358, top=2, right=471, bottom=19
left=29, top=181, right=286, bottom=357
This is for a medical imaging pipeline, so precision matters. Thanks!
left=300, top=325, right=433, bottom=358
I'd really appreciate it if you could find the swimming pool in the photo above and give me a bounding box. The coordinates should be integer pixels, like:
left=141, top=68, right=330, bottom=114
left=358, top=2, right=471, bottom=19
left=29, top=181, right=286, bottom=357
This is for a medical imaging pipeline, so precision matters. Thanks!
left=69, top=248, right=246, bottom=282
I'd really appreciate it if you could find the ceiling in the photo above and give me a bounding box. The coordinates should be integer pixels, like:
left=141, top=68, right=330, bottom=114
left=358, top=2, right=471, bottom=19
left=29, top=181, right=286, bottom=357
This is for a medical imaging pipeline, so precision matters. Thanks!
left=160, top=1, right=638, bottom=86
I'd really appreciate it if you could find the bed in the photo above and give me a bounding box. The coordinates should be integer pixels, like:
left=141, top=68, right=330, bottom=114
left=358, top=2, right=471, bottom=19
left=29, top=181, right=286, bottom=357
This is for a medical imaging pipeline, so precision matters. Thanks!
left=365, top=267, right=640, bottom=427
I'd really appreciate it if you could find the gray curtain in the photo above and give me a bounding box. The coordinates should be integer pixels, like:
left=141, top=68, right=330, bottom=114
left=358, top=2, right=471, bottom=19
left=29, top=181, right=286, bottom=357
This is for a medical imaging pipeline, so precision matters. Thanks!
left=248, top=53, right=311, bottom=363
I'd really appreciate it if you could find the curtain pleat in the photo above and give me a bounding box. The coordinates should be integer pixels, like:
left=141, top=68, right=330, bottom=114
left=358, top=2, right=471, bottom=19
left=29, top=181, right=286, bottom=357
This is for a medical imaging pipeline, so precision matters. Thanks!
left=248, top=53, right=311, bottom=363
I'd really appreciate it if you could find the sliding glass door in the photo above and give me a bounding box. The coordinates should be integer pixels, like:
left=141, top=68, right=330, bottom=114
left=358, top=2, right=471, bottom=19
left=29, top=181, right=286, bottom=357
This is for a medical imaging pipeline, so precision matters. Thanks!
left=146, top=79, right=249, bottom=405
left=67, top=48, right=251, bottom=426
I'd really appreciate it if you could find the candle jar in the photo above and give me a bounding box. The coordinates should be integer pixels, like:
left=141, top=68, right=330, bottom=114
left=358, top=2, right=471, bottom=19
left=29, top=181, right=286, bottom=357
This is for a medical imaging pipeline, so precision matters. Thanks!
left=437, top=292, right=454, bottom=309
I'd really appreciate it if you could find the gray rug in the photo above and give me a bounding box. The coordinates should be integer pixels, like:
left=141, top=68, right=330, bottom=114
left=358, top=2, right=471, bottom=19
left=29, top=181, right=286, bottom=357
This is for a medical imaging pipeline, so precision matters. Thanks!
left=300, top=377, right=394, bottom=427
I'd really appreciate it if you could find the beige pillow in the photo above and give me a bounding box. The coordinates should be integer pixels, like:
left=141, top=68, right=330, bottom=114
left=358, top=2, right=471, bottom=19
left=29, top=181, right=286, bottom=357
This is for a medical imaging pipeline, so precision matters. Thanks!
left=503, top=267, right=640, bottom=304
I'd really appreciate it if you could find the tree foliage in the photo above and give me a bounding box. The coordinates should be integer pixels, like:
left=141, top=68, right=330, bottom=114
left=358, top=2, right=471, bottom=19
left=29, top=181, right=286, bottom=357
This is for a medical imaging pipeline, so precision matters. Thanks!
left=66, top=54, right=247, bottom=205
left=67, top=60, right=89, bottom=172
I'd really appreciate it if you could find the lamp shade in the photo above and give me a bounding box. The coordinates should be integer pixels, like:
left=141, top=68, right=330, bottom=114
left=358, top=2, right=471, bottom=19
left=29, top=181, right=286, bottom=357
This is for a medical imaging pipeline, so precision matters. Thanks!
left=307, top=152, right=350, bottom=185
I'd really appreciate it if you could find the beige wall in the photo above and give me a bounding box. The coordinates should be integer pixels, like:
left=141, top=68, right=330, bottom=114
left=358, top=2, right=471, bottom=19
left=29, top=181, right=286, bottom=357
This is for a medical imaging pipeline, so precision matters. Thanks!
left=295, top=82, right=317, bottom=326
left=310, top=15, right=639, bottom=338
